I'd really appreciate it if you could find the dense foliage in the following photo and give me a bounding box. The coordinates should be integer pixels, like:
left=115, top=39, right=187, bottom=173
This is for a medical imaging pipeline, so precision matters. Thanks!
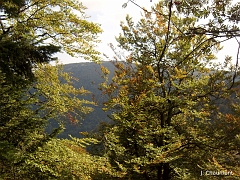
left=0, top=0, right=104, bottom=179
left=0, top=0, right=102, bottom=84
left=1, top=0, right=240, bottom=179
left=100, top=1, right=240, bottom=179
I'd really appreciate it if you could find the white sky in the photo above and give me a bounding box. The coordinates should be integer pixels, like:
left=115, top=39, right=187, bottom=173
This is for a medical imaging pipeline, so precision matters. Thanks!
left=57, top=0, right=239, bottom=65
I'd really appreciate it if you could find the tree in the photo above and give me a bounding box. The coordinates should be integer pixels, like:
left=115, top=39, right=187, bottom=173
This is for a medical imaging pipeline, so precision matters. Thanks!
left=100, top=2, right=240, bottom=179
left=0, top=63, right=100, bottom=179
left=0, top=0, right=25, bottom=17
left=0, top=1, right=103, bottom=178
left=33, top=63, right=95, bottom=123
left=0, top=0, right=102, bottom=83
left=124, top=0, right=240, bottom=38
left=123, top=0, right=240, bottom=86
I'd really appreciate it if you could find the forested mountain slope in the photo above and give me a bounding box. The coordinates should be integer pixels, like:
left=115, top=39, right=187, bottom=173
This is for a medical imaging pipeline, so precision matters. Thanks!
left=47, top=61, right=239, bottom=139
left=46, top=62, right=115, bottom=138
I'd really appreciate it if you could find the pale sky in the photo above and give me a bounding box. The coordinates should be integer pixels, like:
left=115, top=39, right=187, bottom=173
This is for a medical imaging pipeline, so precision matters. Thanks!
left=57, top=0, right=239, bottom=65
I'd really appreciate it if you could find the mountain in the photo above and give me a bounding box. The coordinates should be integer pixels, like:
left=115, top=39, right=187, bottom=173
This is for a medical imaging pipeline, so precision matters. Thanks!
left=46, top=61, right=115, bottom=138
left=46, top=62, right=239, bottom=138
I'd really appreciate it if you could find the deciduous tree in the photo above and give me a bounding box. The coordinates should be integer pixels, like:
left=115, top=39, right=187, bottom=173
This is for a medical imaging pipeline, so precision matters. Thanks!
left=0, top=0, right=102, bottom=83
left=0, top=63, right=98, bottom=179
left=100, top=2, right=240, bottom=179
left=0, top=1, right=103, bottom=178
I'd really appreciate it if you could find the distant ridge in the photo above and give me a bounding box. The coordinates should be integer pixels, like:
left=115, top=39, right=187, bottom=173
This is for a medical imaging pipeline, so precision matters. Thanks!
left=46, top=61, right=115, bottom=138
left=47, top=61, right=239, bottom=138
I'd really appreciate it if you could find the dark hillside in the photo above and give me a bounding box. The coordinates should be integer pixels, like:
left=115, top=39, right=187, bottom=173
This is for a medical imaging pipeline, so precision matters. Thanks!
left=46, top=62, right=115, bottom=138
left=63, top=62, right=115, bottom=130
left=46, top=62, right=239, bottom=138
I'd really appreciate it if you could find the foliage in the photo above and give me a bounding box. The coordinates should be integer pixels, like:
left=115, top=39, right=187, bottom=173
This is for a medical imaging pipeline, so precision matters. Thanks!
left=0, top=0, right=102, bottom=83
left=0, top=0, right=25, bottom=17
left=0, top=38, right=60, bottom=84
left=123, top=0, right=240, bottom=83
left=50, top=62, right=115, bottom=138
left=0, top=69, right=51, bottom=179
left=14, top=137, right=115, bottom=179
left=100, top=1, right=240, bottom=179
left=0, top=0, right=103, bottom=179
left=0, top=0, right=105, bottom=179
left=33, top=63, right=95, bottom=124
left=124, top=0, right=240, bottom=37
left=0, top=63, right=99, bottom=179
left=6, top=0, right=102, bottom=58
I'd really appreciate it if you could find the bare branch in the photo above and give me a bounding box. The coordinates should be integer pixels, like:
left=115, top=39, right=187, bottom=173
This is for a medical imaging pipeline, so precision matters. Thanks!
left=228, top=37, right=240, bottom=89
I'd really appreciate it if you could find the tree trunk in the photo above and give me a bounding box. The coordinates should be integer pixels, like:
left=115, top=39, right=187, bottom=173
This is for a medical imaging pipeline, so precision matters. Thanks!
left=157, top=163, right=171, bottom=180
left=163, top=163, right=171, bottom=180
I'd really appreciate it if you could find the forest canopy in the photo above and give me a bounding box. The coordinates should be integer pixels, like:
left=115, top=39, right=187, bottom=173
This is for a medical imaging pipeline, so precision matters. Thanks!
left=0, top=0, right=240, bottom=179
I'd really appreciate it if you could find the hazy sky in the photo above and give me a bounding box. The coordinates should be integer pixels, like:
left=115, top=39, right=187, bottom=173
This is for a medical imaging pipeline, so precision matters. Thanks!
left=57, top=0, right=239, bottom=65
